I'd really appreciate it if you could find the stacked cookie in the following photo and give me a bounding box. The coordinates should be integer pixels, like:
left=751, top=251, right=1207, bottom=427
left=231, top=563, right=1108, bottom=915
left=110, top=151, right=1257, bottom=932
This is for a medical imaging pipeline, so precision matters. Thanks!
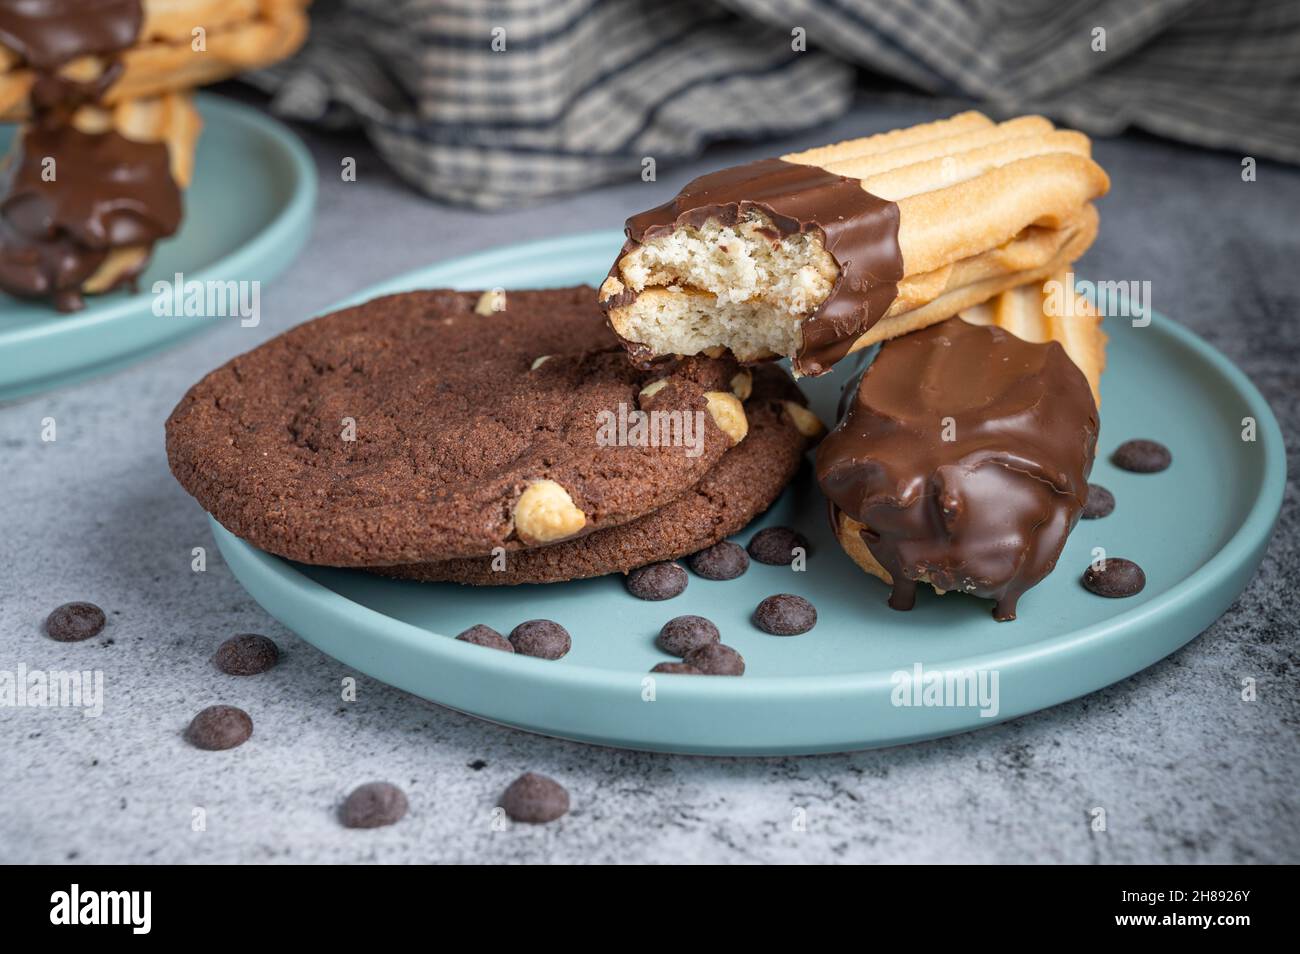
left=0, top=0, right=309, bottom=311
left=166, top=287, right=823, bottom=583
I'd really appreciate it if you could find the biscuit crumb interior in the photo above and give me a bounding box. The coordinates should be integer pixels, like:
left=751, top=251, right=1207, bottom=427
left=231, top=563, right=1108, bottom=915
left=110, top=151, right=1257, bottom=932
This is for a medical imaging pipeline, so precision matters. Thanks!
left=612, top=211, right=838, bottom=361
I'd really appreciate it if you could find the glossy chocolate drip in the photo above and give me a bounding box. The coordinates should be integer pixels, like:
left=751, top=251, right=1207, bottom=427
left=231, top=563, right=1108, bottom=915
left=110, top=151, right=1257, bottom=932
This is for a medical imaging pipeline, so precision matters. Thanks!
left=0, top=0, right=142, bottom=70
left=0, top=124, right=182, bottom=311
left=816, top=318, right=1098, bottom=621
left=620, top=157, right=902, bottom=376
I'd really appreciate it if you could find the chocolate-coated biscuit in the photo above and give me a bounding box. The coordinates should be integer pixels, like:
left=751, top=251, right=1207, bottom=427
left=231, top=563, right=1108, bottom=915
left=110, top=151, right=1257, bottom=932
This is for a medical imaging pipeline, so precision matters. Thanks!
left=166, top=287, right=745, bottom=565
left=375, top=366, right=816, bottom=585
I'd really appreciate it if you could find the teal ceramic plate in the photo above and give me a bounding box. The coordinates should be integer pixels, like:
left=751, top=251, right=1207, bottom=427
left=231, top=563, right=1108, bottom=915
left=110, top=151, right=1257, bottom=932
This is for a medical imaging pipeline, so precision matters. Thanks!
left=0, top=93, right=315, bottom=402
left=209, top=231, right=1285, bottom=755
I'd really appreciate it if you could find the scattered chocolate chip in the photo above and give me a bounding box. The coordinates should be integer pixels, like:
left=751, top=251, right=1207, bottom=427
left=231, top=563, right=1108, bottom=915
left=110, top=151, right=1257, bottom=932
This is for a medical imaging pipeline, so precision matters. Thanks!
left=456, top=624, right=514, bottom=652
left=213, top=633, right=279, bottom=675
left=500, top=772, right=570, bottom=824
left=688, top=541, right=749, bottom=580
left=1111, top=439, right=1171, bottom=473
left=1082, top=558, right=1146, bottom=598
left=44, top=602, right=106, bottom=642
left=340, top=782, right=408, bottom=829
left=753, top=593, right=817, bottom=635
left=683, top=642, right=745, bottom=676
left=747, top=526, right=809, bottom=565
left=185, top=705, right=253, bottom=750
left=625, top=562, right=688, bottom=600
left=650, top=662, right=703, bottom=674
left=509, top=620, right=571, bottom=659
left=657, top=615, right=720, bottom=656
left=1081, top=483, right=1115, bottom=519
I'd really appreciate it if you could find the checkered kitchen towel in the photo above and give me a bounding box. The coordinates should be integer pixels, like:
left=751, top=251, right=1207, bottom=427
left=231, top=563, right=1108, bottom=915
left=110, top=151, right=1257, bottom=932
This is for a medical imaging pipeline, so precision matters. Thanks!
left=250, top=0, right=1300, bottom=208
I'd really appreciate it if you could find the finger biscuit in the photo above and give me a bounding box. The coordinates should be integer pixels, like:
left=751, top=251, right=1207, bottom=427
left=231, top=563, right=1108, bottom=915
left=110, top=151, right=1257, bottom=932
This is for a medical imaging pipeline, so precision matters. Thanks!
left=0, top=90, right=200, bottom=311
left=0, top=0, right=309, bottom=120
left=600, top=113, right=1109, bottom=376
left=818, top=273, right=1104, bottom=620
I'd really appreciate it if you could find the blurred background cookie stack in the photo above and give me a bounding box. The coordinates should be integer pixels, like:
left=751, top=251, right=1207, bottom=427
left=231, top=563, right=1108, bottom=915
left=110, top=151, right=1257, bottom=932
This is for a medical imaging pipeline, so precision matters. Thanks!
left=0, top=0, right=309, bottom=311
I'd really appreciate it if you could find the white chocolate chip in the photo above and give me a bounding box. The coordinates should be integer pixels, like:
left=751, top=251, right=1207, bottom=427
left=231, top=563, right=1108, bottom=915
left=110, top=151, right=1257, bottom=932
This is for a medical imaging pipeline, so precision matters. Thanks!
left=782, top=400, right=825, bottom=438
left=638, top=379, right=668, bottom=403
left=730, top=370, right=753, bottom=401
left=513, top=479, right=587, bottom=545
left=475, top=288, right=507, bottom=315
left=530, top=355, right=552, bottom=370
left=704, top=391, right=748, bottom=444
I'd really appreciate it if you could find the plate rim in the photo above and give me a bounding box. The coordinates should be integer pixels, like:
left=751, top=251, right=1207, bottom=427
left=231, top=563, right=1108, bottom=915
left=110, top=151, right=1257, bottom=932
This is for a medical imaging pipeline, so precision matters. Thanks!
left=0, top=92, right=317, bottom=348
left=207, top=229, right=1287, bottom=701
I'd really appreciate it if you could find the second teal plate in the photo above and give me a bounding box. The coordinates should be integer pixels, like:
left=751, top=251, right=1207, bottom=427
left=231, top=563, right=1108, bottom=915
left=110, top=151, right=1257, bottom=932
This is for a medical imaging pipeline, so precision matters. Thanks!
left=0, top=93, right=315, bottom=402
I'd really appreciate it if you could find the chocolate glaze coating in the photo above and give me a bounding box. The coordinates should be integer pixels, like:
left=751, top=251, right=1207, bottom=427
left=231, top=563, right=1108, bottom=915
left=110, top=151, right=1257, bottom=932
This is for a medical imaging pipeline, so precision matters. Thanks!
left=0, top=0, right=141, bottom=71
left=612, top=157, right=902, bottom=376
left=817, top=318, right=1099, bottom=621
left=0, top=125, right=182, bottom=311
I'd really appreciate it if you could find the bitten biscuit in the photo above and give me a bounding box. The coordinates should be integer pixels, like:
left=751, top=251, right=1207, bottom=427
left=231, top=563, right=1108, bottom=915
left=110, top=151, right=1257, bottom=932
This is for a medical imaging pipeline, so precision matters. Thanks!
left=600, top=112, right=1109, bottom=375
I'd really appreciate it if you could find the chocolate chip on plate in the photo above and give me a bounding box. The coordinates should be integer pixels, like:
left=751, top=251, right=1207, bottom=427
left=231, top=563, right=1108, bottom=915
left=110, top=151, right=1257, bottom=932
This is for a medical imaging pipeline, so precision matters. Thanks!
left=625, top=561, right=688, bottom=600
left=657, top=615, right=720, bottom=656
left=456, top=624, right=515, bottom=653
left=1082, top=558, right=1146, bottom=598
left=650, top=662, right=703, bottom=675
left=509, top=620, right=571, bottom=659
left=45, top=602, right=106, bottom=642
left=688, top=541, right=749, bottom=580
left=753, top=594, right=817, bottom=635
left=340, top=782, right=409, bottom=829
left=683, top=642, right=745, bottom=676
left=1111, top=439, right=1171, bottom=473
left=500, top=772, right=570, bottom=824
left=747, top=526, right=809, bottom=566
left=185, top=705, right=253, bottom=751
left=1081, top=483, right=1115, bottom=519
left=213, top=633, right=280, bottom=675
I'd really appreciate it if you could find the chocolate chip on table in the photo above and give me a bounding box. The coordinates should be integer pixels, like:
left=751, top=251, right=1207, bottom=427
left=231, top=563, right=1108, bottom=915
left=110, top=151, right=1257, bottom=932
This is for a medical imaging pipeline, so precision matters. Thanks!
left=650, top=662, right=703, bottom=675
left=44, top=602, right=106, bottom=642
left=625, top=561, right=688, bottom=600
left=340, top=782, right=409, bottom=829
left=185, top=705, right=253, bottom=751
left=1111, top=439, right=1171, bottom=473
left=1081, top=483, right=1115, bottom=519
left=509, top=620, right=571, bottom=659
left=753, top=594, right=817, bottom=635
left=1082, top=558, right=1146, bottom=598
left=456, top=624, right=515, bottom=653
left=213, top=634, right=279, bottom=675
left=500, top=772, right=570, bottom=824
left=747, top=526, right=809, bottom=566
left=688, top=541, right=750, bottom=580
left=657, top=615, right=720, bottom=656
left=683, top=642, right=745, bottom=676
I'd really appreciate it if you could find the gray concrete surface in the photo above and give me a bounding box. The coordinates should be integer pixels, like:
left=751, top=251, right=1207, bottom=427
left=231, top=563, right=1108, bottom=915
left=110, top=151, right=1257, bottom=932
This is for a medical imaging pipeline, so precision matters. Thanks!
left=1, top=92, right=1297, bottom=864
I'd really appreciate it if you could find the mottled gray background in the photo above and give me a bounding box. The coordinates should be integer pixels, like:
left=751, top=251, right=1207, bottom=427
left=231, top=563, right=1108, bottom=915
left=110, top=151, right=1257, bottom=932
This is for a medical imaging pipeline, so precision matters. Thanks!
left=1, top=93, right=1296, bottom=864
